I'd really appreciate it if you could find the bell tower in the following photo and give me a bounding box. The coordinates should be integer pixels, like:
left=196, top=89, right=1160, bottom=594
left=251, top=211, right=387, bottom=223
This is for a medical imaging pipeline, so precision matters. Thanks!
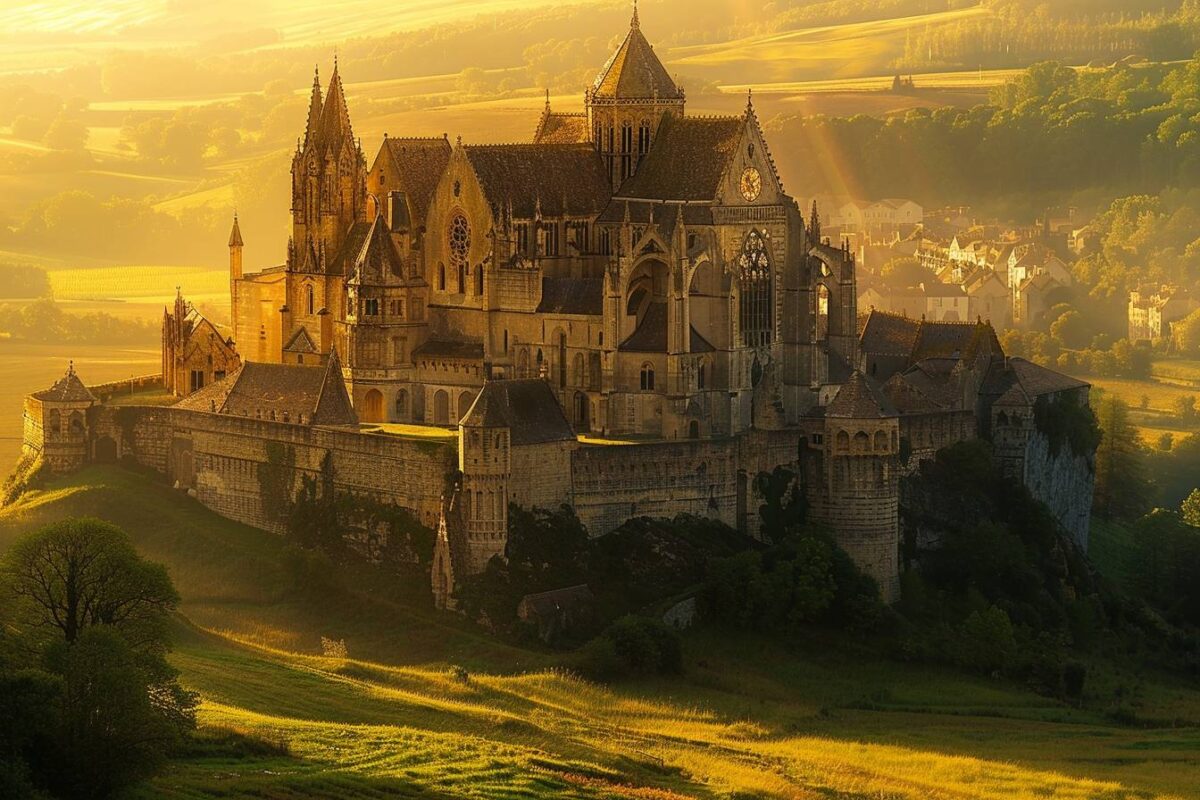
left=586, top=2, right=686, bottom=189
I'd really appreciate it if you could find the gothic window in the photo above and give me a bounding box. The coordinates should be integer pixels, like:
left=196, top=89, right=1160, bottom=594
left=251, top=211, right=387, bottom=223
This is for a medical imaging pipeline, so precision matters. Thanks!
left=515, top=223, right=529, bottom=256
left=638, top=120, right=651, bottom=161
left=448, top=213, right=470, bottom=293
left=558, top=331, right=567, bottom=388
left=474, top=264, right=484, bottom=296
left=543, top=222, right=560, bottom=257
left=874, top=430, right=888, bottom=452
left=738, top=230, right=773, bottom=348
left=598, top=228, right=612, bottom=255
left=437, top=263, right=446, bottom=291
left=697, top=359, right=707, bottom=390
left=503, top=330, right=509, bottom=353
left=620, top=121, right=633, bottom=181
left=395, top=390, right=408, bottom=419
left=640, top=362, right=655, bottom=391
left=306, top=284, right=315, bottom=315
left=573, top=352, right=585, bottom=386
left=836, top=430, right=850, bottom=452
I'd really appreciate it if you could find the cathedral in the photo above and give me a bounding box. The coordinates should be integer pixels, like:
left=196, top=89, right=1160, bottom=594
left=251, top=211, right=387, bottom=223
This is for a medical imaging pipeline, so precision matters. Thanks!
left=231, top=6, right=857, bottom=439
left=29, top=7, right=1093, bottom=611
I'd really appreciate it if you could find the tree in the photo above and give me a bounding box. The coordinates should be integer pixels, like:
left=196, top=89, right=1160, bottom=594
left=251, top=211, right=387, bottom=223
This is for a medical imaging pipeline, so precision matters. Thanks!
left=1176, top=309, right=1200, bottom=355
left=1050, top=310, right=1089, bottom=349
left=1093, top=395, right=1154, bottom=520
left=1, top=519, right=196, bottom=798
left=880, top=256, right=928, bottom=286
left=1173, top=394, right=1198, bottom=424
left=3, top=518, right=178, bottom=648
left=1183, top=489, right=1200, bottom=527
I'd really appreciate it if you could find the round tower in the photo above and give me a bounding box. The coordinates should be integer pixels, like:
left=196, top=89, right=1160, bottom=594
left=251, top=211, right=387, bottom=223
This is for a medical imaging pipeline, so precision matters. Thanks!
left=808, top=371, right=900, bottom=602
left=458, top=383, right=511, bottom=573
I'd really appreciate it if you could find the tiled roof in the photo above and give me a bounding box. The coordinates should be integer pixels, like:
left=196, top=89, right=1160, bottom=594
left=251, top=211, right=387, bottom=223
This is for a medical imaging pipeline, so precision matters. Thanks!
left=615, top=115, right=743, bottom=201
left=461, top=379, right=575, bottom=445
left=1009, top=357, right=1089, bottom=395
left=327, top=221, right=373, bottom=276
left=378, top=136, right=451, bottom=228
left=175, top=351, right=356, bottom=426
left=33, top=368, right=94, bottom=403
left=592, top=13, right=680, bottom=100
left=620, top=302, right=666, bottom=351
left=537, top=276, right=604, bottom=315
left=860, top=310, right=921, bottom=357
left=413, top=339, right=485, bottom=360
left=464, top=143, right=609, bottom=219
left=350, top=215, right=405, bottom=283
left=912, top=320, right=1000, bottom=362
left=534, top=112, right=590, bottom=145
left=826, top=371, right=897, bottom=419
left=596, top=199, right=714, bottom=228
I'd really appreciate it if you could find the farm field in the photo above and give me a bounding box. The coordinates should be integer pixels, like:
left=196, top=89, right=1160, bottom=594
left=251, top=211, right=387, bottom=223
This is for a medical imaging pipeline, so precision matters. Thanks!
left=0, top=466, right=1196, bottom=799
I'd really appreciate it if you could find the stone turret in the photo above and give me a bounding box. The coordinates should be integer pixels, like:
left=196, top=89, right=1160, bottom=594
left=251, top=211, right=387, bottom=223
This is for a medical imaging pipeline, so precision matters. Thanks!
left=23, top=363, right=95, bottom=473
left=805, top=371, right=900, bottom=601
left=229, top=213, right=243, bottom=338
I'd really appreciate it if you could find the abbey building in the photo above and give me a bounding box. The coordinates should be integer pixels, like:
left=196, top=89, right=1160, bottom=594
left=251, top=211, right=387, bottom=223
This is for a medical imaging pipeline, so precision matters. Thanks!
left=24, top=9, right=1096, bottom=610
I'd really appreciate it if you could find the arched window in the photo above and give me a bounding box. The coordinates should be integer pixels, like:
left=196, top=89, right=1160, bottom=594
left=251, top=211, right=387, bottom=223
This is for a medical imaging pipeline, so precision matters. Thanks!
left=558, top=331, right=567, bottom=388
left=874, top=430, right=888, bottom=452
left=474, top=264, right=483, bottom=296
left=688, top=420, right=700, bottom=439
left=433, top=390, right=450, bottom=425
left=395, top=389, right=408, bottom=419
left=640, top=363, right=655, bottom=391
left=638, top=120, right=651, bottom=159
left=48, top=409, right=60, bottom=434
left=458, top=390, right=475, bottom=421
left=836, top=430, right=850, bottom=452
left=437, top=262, right=446, bottom=291
left=68, top=412, right=84, bottom=433
left=854, top=431, right=870, bottom=453
left=306, top=284, right=315, bottom=315
left=573, top=352, right=585, bottom=387
left=738, top=230, right=772, bottom=348
left=517, top=349, right=529, bottom=378
left=697, top=359, right=707, bottom=390
left=448, top=213, right=470, bottom=293
left=620, top=121, right=633, bottom=181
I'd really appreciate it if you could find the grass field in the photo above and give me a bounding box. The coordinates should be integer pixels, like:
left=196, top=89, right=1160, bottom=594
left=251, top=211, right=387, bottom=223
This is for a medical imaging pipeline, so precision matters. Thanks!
left=0, top=466, right=1197, bottom=798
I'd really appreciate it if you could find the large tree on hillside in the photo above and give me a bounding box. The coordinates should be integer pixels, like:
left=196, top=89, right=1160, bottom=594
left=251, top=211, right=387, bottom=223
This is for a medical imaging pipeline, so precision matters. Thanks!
left=3, top=517, right=178, bottom=649
left=1, top=518, right=196, bottom=799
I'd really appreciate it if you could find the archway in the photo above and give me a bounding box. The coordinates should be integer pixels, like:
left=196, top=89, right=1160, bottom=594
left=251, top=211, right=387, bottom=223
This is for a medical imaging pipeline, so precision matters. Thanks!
left=95, top=436, right=118, bottom=463
left=363, top=389, right=384, bottom=423
left=623, top=258, right=669, bottom=347
left=688, top=420, right=700, bottom=439
left=395, top=389, right=409, bottom=421
left=433, top=390, right=450, bottom=425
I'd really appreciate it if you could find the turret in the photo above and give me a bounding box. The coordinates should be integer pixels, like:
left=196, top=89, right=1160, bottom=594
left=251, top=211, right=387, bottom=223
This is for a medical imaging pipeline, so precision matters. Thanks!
left=229, top=213, right=244, bottom=340
left=457, top=383, right=511, bottom=573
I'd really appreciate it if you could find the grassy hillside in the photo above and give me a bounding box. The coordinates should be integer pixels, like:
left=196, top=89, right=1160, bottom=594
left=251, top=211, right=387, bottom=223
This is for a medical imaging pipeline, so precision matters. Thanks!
left=1, top=466, right=1197, bottom=799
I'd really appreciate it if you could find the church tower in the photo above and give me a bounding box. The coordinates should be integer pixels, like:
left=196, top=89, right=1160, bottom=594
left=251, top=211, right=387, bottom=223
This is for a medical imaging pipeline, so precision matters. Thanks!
left=586, top=3, right=685, bottom=189
left=286, top=61, right=368, bottom=360
left=228, top=213, right=243, bottom=343
left=290, top=62, right=367, bottom=266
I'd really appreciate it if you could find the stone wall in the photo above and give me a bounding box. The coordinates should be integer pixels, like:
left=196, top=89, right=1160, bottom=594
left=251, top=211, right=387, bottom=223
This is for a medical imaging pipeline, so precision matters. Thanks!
left=1018, top=430, right=1095, bottom=549
left=91, top=405, right=456, bottom=533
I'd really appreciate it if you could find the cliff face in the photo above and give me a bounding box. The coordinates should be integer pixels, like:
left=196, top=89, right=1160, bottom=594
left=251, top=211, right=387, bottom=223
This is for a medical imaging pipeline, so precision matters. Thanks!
left=1018, top=430, right=1095, bottom=550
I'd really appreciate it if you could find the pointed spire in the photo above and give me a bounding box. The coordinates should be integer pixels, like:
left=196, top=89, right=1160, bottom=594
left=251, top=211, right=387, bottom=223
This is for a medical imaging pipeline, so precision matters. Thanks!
left=809, top=200, right=821, bottom=243
left=746, top=87, right=754, bottom=113
left=304, top=65, right=322, bottom=148
left=228, top=212, right=244, bottom=248
left=631, top=0, right=640, bottom=29
left=545, top=88, right=551, bottom=111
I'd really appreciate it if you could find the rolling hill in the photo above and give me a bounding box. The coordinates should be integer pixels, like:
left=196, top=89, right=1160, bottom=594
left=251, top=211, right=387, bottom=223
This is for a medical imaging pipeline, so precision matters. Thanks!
left=0, top=466, right=1196, bottom=799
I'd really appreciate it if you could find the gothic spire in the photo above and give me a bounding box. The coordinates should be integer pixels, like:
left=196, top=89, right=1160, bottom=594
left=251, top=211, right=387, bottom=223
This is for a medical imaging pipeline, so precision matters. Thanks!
left=304, top=65, right=322, bottom=148
left=809, top=200, right=821, bottom=243
left=631, top=0, right=639, bottom=30
left=228, top=212, right=244, bottom=248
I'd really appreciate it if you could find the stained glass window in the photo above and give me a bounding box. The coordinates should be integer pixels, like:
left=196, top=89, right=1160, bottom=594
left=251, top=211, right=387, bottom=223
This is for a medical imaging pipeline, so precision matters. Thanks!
left=448, top=213, right=470, bottom=293
left=739, top=230, right=772, bottom=348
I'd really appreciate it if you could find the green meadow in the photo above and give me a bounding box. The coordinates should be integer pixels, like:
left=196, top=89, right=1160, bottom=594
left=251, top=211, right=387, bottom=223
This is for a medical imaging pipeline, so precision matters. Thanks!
left=0, top=466, right=1195, bottom=799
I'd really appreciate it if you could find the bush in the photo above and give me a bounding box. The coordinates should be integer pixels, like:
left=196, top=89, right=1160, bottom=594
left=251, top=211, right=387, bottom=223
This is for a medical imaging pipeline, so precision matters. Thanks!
left=576, top=616, right=682, bottom=680
left=951, top=606, right=1017, bottom=674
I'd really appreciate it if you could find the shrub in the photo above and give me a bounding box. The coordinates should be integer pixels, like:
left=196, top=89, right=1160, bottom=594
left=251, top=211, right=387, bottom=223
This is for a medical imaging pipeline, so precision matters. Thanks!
left=951, top=606, right=1017, bottom=674
left=576, top=616, right=682, bottom=680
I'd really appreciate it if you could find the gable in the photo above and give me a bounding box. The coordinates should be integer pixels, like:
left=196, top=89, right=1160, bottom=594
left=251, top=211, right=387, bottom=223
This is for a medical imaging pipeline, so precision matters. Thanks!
left=715, top=112, right=786, bottom=208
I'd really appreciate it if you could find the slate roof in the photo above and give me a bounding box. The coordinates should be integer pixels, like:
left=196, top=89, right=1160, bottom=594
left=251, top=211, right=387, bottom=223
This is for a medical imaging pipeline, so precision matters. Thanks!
left=912, top=319, right=1000, bottom=362
left=618, top=302, right=713, bottom=353
left=983, top=357, right=1089, bottom=399
left=283, top=326, right=319, bottom=355
left=859, top=310, right=921, bottom=357
left=412, top=339, right=485, bottom=360
left=893, top=359, right=963, bottom=411
left=537, top=276, right=604, bottom=315
left=464, top=144, right=609, bottom=219
left=592, top=11, right=681, bottom=100
left=33, top=368, right=94, bottom=403
left=534, top=112, right=590, bottom=145
left=349, top=215, right=405, bottom=282
left=377, top=136, right=451, bottom=228
left=461, top=379, right=575, bottom=445
left=326, top=221, right=373, bottom=276
left=615, top=115, right=743, bottom=201
left=826, top=371, right=898, bottom=419
left=175, top=351, right=356, bottom=426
